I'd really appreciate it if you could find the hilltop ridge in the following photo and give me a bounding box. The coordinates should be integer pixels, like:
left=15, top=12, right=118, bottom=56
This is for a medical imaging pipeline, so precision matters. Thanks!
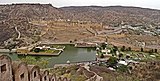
left=0, top=3, right=160, bottom=48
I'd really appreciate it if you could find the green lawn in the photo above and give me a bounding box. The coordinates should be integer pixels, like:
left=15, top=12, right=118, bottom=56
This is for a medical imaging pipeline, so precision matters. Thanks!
left=45, top=50, right=55, bottom=53
left=32, top=45, right=65, bottom=54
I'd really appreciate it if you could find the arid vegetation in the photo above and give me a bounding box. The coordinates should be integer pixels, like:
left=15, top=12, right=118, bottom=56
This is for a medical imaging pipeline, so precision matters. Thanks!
left=0, top=3, right=160, bottom=81
left=0, top=4, right=160, bottom=48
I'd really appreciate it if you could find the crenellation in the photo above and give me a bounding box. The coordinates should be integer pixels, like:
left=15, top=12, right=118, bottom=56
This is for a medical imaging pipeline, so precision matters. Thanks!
left=45, top=20, right=103, bottom=29
left=49, top=74, right=57, bottom=81
left=57, top=77, right=63, bottom=81
left=12, top=61, right=29, bottom=81
left=28, top=65, right=41, bottom=81
left=40, top=70, right=50, bottom=81
left=0, top=54, right=13, bottom=81
left=0, top=54, right=70, bottom=81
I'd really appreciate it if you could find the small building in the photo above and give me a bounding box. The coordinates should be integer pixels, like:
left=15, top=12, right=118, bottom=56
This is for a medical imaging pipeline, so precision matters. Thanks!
left=75, top=42, right=97, bottom=47
left=40, top=70, right=50, bottom=81
left=35, top=46, right=51, bottom=50
left=28, top=65, right=41, bottom=81
left=12, top=61, right=29, bottom=81
left=0, top=54, right=13, bottom=81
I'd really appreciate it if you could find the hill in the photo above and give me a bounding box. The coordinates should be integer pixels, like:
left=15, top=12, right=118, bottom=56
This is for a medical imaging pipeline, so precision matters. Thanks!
left=61, top=6, right=160, bottom=26
left=0, top=4, right=160, bottom=47
left=0, top=3, right=63, bottom=20
left=0, top=3, right=64, bottom=47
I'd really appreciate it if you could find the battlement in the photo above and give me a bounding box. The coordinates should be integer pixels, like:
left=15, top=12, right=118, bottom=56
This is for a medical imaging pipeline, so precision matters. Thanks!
left=49, top=20, right=103, bottom=29
left=0, top=54, right=71, bottom=81
left=32, top=19, right=103, bottom=30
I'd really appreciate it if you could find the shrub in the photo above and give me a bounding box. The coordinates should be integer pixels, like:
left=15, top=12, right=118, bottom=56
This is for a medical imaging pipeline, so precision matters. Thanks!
left=112, top=46, right=118, bottom=54
left=118, top=53, right=123, bottom=59
left=120, top=46, right=125, bottom=51
left=117, top=65, right=128, bottom=72
left=127, top=47, right=132, bottom=51
left=107, top=57, right=118, bottom=68
left=155, top=49, right=158, bottom=53
left=101, top=43, right=106, bottom=49
left=21, top=56, right=49, bottom=68
left=148, top=49, right=154, bottom=54
left=34, top=48, right=40, bottom=53
left=100, top=54, right=104, bottom=58
left=141, top=48, right=144, bottom=52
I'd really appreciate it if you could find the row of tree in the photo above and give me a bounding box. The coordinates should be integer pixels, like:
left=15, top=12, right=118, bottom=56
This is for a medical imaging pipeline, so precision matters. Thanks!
left=141, top=48, right=158, bottom=53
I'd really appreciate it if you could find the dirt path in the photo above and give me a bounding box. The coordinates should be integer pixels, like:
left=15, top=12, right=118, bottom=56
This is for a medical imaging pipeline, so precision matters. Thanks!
left=82, top=63, right=103, bottom=81
left=15, top=27, right=21, bottom=39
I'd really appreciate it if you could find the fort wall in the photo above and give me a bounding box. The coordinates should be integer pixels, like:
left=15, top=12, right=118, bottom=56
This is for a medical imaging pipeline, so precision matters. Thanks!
left=32, top=20, right=103, bottom=30
left=0, top=54, right=70, bottom=81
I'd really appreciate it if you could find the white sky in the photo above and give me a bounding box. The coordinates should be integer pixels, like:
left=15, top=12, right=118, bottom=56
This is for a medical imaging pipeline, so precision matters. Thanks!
left=0, top=0, right=160, bottom=9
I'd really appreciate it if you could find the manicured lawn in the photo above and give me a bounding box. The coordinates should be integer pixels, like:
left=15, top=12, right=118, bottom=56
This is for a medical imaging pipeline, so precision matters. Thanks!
left=42, top=50, right=61, bottom=54
left=54, top=50, right=60, bottom=53
left=57, top=46, right=64, bottom=49
left=45, top=50, right=55, bottom=53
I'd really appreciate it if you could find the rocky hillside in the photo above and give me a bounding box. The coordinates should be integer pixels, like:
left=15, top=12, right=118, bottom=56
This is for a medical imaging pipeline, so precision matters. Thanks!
left=1, top=4, right=160, bottom=26
left=0, top=4, right=160, bottom=47
left=0, top=4, right=64, bottom=47
left=0, top=3, right=63, bottom=20
left=61, top=6, right=160, bottom=26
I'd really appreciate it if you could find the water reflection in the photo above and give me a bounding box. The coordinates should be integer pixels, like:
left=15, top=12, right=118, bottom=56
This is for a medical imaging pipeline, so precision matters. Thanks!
left=5, top=44, right=96, bottom=68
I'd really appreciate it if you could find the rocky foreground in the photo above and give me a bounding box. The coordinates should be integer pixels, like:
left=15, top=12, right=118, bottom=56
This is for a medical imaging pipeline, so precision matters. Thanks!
left=51, top=60, right=160, bottom=81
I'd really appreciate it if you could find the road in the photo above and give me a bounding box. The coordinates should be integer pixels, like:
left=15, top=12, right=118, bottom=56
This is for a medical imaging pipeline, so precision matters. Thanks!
left=15, top=27, right=21, bottom=39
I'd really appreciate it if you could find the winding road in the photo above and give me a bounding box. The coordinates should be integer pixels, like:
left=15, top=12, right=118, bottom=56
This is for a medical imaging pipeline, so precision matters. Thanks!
left=15, top=27, right=21, bottom=39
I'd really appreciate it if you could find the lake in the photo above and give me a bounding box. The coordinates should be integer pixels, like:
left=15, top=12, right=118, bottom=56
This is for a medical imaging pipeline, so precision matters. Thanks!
left=6, top=44, right=96, bottom=67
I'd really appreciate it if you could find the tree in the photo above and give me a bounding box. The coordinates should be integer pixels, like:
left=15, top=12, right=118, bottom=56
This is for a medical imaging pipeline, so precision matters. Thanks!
left=127, top=47, right=131, bottom=51
left=148, top=49, right=154, bottom=54
left=113, top=46, right=118, bottom=50
left=118, top=53, right=123, bottom=59
left=141, top=48, right=144, bottom=52
left=74, top=39, right=77, bottom=42
left=120, top=46, right=125, bottom=51
left=105, top=38, right=108, bottom=42
left=101, top=43, right=106, bottom=49
left=112, top=46, right=118, bottom=54
left=70, top=41, right=73, bottom=43
left=100, top=54, right=104, bottom=58
left=126, top=55, right=130, bottom=59
left=117, top=65, right=128, bottom=72
left=34, top=48, right=40, bottom=53
left=155, top=49, right=158, bottom=53
left=21, top=56, right=49, bottom=68
left=107, top=57, right=118, bottom=68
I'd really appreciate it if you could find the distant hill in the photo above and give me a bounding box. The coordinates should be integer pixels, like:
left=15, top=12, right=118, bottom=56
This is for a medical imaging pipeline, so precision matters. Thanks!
left=61, top=6, right=160, bottom=26
left=0, top=4, right=160, bottom=25
left=0, top=3, right=63, bottom=20
left=0, top=4, right=160, bottom=46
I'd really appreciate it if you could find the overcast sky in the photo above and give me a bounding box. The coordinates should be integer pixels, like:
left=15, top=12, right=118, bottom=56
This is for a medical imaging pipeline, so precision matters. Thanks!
left=0, top=0, right=160, bottom=10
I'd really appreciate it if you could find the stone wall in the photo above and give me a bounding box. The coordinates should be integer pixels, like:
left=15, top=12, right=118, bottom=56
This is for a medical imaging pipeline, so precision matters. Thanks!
left=48, top=20, right=103, bottom=29
left=0, top=54, right=13, bottom=81
left=0, top=54, right=71, bottom=81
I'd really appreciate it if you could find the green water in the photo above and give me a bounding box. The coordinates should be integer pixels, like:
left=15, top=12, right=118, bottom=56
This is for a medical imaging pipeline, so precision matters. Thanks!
left=5, top=44, right=96, bottom=67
